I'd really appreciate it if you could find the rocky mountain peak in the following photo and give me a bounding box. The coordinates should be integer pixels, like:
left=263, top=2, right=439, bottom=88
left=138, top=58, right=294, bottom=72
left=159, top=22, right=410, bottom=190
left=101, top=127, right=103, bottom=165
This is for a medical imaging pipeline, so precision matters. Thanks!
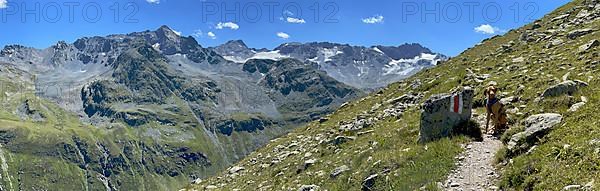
left=73, top=36, right=116, bottom=54
left=373, top=43, right=433, bottom=60
left=1, top=44, right=30, bottom=56
left=52, top=40, right=70, bottom=51
left=155, top=25, right=182, bottom=42
left=0, top=44, right=43, bottom=65
left=211, top=40, right=256, bottom=61
left=225, top=40, right=248, bottom=48
left=157, top=25, right=178, bottom=34
left=215, top=40, right=251, bottom=52
left=273, top=42, right=306, bottom=53
left=120, top=25, right=225, bottom=64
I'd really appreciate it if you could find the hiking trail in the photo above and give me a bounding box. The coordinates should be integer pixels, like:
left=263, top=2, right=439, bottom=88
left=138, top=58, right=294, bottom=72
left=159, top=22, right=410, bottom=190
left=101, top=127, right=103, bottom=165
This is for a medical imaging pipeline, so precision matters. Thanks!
left=443, top=110, right=502, bottom=191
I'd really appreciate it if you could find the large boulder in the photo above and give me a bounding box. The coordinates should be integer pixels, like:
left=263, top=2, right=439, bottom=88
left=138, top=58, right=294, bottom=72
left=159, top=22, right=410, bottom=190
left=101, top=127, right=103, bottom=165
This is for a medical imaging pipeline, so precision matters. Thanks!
left=567, top=28, right=594, bottom=39
left=541, top=80, right=588, bottom=98
left=330, top=165, right=350, bottom=178
left=568, top=102, right=586, bottom=112
left=362, top=174, right=378, bottom=191
left=298, top=185, right=320, bottom=191
left=419, top=87, right=474, bottom=143
left=507, top=113, right=562, bottom=153
left=579, top=39, right=599, bottom=53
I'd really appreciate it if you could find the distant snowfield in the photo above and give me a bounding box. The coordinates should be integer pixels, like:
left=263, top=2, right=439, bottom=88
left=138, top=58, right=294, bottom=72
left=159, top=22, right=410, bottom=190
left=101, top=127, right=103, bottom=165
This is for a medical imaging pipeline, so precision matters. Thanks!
left=372, top=47, right=384, bottom=54
left=383, top=53, right=441, bottom=75
left=223, top=48, right=345, bottom=66
left=251, top=50, right=290, bottom=61
left=308, top=47, right=343, bottom=64
left=220, top=46, right=444, bottom=84
left=222, top=50, right=289, bottom=63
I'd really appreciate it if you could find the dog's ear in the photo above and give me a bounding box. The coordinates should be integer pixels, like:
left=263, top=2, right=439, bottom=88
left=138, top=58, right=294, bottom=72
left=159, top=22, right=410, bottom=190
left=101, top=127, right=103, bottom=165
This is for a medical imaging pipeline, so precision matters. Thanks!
left=484, top=88, right=489, bottom=96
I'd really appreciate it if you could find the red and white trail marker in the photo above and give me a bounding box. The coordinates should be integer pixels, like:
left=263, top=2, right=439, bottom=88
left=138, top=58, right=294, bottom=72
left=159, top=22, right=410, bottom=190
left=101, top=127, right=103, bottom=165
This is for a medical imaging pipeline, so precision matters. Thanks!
left=449, top=94, right=463, bottom=113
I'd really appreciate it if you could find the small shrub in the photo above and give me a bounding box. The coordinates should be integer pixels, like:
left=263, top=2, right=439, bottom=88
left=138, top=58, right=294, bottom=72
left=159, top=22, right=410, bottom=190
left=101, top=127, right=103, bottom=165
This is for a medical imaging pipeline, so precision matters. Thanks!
left=453, top=120, right=483, bottom=142
left=494, top=146, right=508, bottom=164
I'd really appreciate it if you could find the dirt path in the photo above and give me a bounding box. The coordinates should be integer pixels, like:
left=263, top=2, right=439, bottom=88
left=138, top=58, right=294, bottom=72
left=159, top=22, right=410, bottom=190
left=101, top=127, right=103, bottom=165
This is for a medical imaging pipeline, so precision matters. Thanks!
left=443, top=110, right=502, bottom=191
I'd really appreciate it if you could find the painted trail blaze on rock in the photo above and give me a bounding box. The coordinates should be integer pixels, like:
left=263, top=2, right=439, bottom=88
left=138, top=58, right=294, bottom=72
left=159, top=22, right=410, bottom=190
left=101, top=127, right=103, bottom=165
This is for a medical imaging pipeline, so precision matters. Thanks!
left=450, top=93, right=463, bottom=113
left=419, top=87, right=474, bottom=143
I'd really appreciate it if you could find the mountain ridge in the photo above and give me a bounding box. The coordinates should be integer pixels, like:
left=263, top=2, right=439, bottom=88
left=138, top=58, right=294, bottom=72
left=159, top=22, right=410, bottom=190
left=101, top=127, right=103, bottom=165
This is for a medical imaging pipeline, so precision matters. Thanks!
left=211, top=40, right=449, bottom=90
left=0, top=25, right=364, bottom=190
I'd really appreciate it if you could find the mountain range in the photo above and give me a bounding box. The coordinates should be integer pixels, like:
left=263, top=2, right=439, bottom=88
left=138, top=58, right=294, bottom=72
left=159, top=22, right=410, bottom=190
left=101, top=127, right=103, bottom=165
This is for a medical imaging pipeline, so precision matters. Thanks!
left=211, top=40, right=448, bottom=89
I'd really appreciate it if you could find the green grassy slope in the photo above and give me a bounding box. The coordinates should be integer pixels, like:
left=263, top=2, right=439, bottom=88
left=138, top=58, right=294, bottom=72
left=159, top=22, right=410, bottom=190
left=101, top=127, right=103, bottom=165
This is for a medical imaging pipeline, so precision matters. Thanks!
left=0, top=72, right=288, bottom=190
left=188, top=0, right=599, bottom=190
left=0, top=76, right=207, bottom=190
left=189, top=82, right=471, bottom=190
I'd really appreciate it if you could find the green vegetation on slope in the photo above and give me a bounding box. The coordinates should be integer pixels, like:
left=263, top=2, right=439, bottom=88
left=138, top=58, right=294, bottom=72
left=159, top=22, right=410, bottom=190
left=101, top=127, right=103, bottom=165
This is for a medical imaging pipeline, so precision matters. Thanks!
left=0, top=74, right=247, bottom=190
left=189, top=0, right=599, bottom=190
left=189, top=79, right=471, bottom=190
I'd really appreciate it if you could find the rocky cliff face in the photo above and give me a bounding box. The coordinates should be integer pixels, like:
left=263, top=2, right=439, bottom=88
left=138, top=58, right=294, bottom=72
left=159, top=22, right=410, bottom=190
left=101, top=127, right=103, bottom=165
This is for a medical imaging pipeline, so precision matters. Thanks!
left=373, top=43, right=434, bottom=60
left=255, top=59, right=360, bottom=120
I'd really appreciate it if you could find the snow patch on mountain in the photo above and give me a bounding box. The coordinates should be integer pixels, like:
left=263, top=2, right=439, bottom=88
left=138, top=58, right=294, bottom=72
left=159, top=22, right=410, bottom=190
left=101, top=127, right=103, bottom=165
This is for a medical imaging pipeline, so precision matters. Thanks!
left=212, top=40, right=448, bottom=89
left=357, top=66, right=369, bottom=77
left=322, top=48, right=343, bottom=63
left=308, top=47, right=343, bottom=64
left=383, top=53, right=441, bottom=75
left=372, top=47, right=384, bottom=54
left=252, top=50, right=289, bottom=60
left=222, top=50, right=289, bottom=63
left=222, top=55, right=248, bottom=63
left=152, top=43, right=161, bottom=51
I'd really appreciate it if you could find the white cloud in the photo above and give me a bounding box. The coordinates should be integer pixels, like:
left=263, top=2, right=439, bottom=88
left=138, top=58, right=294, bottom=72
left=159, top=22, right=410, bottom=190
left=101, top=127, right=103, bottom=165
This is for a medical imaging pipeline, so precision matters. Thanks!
left=146, top=0, right=160, bottom=4
left=286, top=17, right=306, bottom=24
left=362, top=15, right=384, bottom=24
left=216, top=22, right=240, bottom=30
left=276, top=32, right=290, bottom=39
left=474, top=24, right=503, bottom=34
left=192, top=30, right=203, bottom=38
left=207, top=31, right=216, bottom=39
left=191, top=30, right=216, bottom=40
left=0, top=0, right=7, bottom=9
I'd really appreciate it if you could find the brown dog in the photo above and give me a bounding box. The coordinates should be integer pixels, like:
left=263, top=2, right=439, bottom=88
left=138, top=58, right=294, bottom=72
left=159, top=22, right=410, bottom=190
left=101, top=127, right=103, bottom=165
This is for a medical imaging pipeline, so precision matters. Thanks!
left=484, top=83, right=508, bottom=135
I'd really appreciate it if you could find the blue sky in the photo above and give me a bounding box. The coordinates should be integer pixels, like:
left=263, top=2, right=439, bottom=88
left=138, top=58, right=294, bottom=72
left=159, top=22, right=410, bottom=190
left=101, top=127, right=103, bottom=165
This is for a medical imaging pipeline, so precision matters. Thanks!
left=0, top=0, right=570, bottom=56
